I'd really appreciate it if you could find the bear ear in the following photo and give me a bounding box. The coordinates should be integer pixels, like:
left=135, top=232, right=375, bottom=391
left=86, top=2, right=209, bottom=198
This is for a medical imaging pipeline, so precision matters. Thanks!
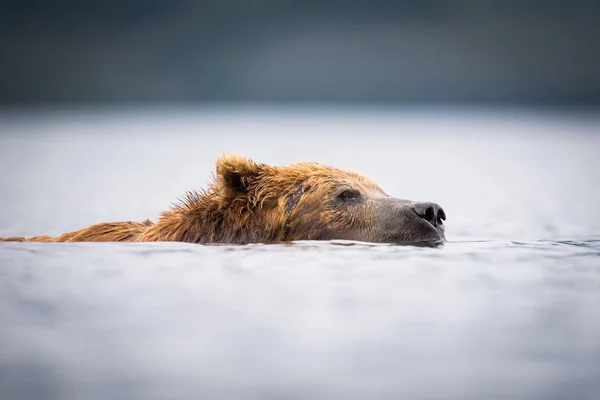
left=216, top=154, right=261, bottom=193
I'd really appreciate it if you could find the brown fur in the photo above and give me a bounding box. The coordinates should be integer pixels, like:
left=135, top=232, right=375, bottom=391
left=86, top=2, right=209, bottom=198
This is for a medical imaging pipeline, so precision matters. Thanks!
left=0, top=155, right=387, bottom=244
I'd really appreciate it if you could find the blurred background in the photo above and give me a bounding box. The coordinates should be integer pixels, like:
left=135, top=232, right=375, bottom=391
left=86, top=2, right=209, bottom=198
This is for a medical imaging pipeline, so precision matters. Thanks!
left=1, top=0, right=599, bottom=107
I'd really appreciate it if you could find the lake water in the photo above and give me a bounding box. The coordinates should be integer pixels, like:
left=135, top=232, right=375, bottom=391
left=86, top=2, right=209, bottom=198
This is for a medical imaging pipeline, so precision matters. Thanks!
left=1, top=107, right=599, bottom=400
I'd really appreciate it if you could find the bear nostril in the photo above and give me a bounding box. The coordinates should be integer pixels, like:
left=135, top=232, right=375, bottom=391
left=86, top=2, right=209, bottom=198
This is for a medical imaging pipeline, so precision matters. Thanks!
left=424, top=207, right=435, bottom=223
left=438, top=208, right=446, bottom=221
left=412, top=202, right=441, bottom=225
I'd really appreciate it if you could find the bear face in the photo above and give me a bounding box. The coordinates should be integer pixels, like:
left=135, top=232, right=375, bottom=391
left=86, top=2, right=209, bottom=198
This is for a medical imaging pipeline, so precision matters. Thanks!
left=150, top=154, right=446, bottom=245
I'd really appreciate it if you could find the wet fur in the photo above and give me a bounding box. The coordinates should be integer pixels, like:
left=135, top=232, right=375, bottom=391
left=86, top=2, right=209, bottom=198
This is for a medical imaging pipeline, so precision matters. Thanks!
left=0, top=155, right=385, bottom=244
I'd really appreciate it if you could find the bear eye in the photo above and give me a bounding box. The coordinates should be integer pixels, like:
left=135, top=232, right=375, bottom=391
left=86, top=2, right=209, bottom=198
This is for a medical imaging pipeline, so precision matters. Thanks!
left=337, top=189, right=361, bottom=202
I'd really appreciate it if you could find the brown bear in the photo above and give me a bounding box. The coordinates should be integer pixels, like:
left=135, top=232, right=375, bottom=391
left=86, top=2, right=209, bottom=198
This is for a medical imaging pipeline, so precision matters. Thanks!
left=0, top=154, right=446, bottom=244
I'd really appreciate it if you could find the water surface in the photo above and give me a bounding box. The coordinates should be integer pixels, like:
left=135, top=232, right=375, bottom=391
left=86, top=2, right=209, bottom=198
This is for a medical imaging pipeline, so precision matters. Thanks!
left=0, top=108, right=599, bottom=399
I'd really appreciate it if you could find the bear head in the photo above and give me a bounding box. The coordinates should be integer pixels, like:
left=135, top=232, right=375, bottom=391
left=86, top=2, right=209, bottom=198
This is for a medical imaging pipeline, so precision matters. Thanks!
left=182, top=154, right=446, bottom=245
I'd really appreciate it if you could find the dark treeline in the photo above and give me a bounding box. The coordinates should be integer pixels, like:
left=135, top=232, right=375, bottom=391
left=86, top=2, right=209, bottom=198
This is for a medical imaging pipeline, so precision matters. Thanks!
left=1, top=1, right=599, bottom=105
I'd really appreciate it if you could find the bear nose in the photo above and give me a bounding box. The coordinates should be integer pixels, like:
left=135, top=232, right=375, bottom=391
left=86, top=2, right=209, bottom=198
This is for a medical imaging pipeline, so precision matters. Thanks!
left=412, top=202, right=446, bottom=227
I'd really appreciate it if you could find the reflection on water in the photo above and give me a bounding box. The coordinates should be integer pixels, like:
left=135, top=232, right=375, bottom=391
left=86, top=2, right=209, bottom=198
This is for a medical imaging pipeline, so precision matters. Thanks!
left=0, top=108, right=599, bottom=399
left=0, top=240, right=599, bottom=400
